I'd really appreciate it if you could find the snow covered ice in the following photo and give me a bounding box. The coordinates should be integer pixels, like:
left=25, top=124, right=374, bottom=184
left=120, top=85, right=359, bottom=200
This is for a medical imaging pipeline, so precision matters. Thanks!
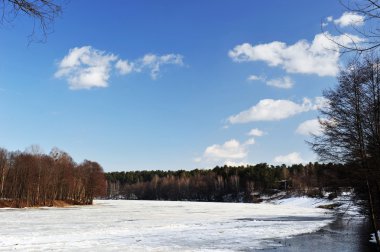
left=0, top=199, right=334, bottom=251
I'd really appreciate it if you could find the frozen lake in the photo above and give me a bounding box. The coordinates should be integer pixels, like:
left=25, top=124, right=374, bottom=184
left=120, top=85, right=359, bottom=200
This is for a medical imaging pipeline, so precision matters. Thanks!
left=0, top=200, right=333, bottom=251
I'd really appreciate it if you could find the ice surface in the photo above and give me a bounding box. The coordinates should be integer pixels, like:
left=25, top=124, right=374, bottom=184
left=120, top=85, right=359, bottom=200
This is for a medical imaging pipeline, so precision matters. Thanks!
left=0, top=199, right=333, bottom=251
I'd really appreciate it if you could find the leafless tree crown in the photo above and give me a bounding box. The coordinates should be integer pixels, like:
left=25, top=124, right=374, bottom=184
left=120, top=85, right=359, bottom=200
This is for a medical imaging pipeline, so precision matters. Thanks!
left=1, top=0, right=62, bottom=42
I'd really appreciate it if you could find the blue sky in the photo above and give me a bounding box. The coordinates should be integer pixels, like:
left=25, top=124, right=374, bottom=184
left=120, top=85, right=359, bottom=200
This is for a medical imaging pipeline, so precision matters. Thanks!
left=0, top=1, right=362, bottom=171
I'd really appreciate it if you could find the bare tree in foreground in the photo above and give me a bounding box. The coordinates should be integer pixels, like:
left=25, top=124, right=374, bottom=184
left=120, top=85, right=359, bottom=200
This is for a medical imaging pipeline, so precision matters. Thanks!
left=0, top=0, right=63, bottom=42
left=310, top=56, right=380, bottom=248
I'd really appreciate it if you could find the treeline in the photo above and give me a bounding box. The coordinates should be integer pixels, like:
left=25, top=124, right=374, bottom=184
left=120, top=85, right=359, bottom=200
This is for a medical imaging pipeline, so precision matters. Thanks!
left=0, top=147, right=106, bottom=207
left=105, top=162, right=361, bottom=202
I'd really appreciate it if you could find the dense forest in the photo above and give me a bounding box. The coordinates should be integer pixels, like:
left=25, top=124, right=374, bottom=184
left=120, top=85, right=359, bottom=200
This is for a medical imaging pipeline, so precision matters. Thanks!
left=105, top=162, right=369, bottom=203
left=0, top=147, right=106, bottom=208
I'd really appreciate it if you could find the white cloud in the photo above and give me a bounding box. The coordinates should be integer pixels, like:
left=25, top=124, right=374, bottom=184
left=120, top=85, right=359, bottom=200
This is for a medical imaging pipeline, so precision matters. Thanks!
left=115, top=59, right=134, bottom=75
left=313, top=96, right=329, bottom=110
left=248, top=128, right=264, bottom=137
left=247, top=75, right=264, bottom=81
left=141, top=54, right=158, bottom=65
left=296, top=119, right=323, bottom=136
left=334, top=12, right=365, bottom=27
left=198, top=138, right=256, bottom=165
left=274, top=152, right=304, bottom=165
left=228, top=97, right=322, bottom=124
left=55, top=46, right=117, bottom=90
left=248, top=75, right=294, bottom=89
left=55, top=46, right=184, bottom=90
left=244, top=138, right=256, bottom=145
left=137, top=53, right=184, bottom=79
left=266, top=76, right=294, bottom=89
left=229, top=32, right=363, bottom=77
left=204, top=139, right=248, bottom=160
left=322, top=17, right=333, bottom=27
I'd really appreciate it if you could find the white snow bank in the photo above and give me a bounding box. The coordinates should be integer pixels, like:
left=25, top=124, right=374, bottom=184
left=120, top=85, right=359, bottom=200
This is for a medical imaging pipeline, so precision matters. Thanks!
left=370, top=230, right=380, bottom=244
left=273, top=196, right=329, bottom=208
left=0, top=200, right=334, bottom=251
left=273, top=194, right=362, bottom=218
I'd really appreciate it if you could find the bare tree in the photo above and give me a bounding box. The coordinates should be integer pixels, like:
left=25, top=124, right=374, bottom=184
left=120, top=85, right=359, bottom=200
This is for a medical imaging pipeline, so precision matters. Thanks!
left=1, top=0, right=63, bottom=42
left=0, top=146, right=106, bottom=207
left=77, top=160, right=106, bottom=204
left=0, top=148, right=8, bottom=199
left=310, top=56, right=380, bottom=248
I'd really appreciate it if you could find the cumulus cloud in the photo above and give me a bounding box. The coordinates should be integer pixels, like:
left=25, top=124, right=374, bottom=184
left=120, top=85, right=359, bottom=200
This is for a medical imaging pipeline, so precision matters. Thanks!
left=55, top=46, right=117, bottom=90
left=229, top=32, right=363, bottom=77
left=313, top=96, right=329, bottom=110
left=115, top=59, right=134, bottom=75
left=296, top=119, right=324, bottom=136
left=334, top=12, right=365, bottom=27
left=204, top=139, right=248, bottom=160
left=248, top=128, right=265, bottom=137
left=244, top=138, right=256, bottom=145
left=196, top=137, right=256, bottom=166
left=137, top=53, right=184, bottom=79
left=296, top=119, right=323, bottom=136
left=55, top=46, right=184, bottom=90
left=248, top=75, right=294, bottom=89
left=274, top=152, right=304, bottom=165
left=247, top=75, right=264, bottom=81
left=228, top=97, right=322, bottom=124
left=266, top=76, right=294, bottom=89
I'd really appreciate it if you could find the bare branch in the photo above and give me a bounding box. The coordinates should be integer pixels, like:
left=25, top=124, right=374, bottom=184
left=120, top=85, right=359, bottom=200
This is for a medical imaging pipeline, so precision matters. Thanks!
left=0, top=0, right=63, bottom=43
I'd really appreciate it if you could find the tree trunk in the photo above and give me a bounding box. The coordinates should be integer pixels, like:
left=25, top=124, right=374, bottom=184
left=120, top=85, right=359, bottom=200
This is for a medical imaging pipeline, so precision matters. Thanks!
left=366, top=176, right=380, bottom=250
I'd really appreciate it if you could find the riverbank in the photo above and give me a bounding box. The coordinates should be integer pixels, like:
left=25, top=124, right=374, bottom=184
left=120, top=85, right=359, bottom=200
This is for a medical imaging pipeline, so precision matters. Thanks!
left=0, top=199, right=89, bottom=208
